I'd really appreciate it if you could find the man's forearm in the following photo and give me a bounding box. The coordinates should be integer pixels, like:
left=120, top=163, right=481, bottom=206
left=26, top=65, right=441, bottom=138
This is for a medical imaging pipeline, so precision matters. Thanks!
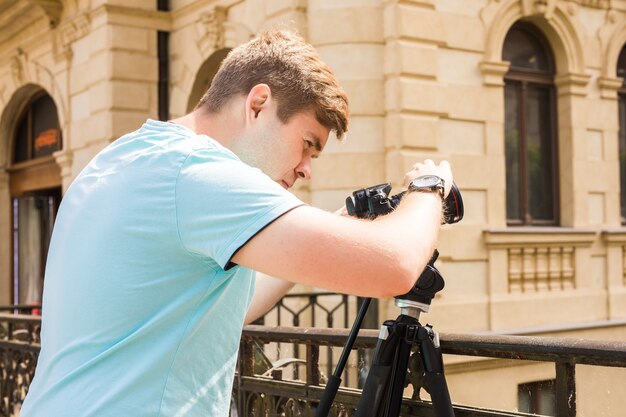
left=245, top=273, right=296, bottom=324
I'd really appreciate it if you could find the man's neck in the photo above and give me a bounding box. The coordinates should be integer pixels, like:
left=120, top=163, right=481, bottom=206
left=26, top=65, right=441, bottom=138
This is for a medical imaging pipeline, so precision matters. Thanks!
left=169, top=106, right=241, bottom=151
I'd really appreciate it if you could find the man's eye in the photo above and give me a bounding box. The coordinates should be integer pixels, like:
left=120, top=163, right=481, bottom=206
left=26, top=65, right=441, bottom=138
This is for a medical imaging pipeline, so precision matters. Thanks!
left=305, top=140, right=314, bottom=148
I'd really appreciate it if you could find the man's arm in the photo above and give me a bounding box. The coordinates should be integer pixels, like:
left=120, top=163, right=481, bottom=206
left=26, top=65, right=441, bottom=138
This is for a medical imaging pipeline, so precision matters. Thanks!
left=245, top=273, right=295, bottom=324
left=232, top=161, right=451, bottom=298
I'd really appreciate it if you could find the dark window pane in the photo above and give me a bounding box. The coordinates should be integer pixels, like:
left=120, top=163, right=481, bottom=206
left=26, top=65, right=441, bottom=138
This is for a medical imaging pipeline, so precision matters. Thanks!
left=518, top=380, right=555, bottom=416
left=525, top=86, right=554, bottom=221
left=14, top=113, right=29, bottom=163
left=503, top=26, right=552, bottom=72
left=618, top=45, right=626, bottom=80
left=505, top=83, right=522, bottom=221
left=619, top=94, right=626, bottom=223
left=31, top=94, right=61, bottom=159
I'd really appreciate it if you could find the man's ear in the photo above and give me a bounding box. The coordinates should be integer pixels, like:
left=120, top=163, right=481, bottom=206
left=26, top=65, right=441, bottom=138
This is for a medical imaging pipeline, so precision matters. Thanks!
left=245, top=84, right=272, bottom=123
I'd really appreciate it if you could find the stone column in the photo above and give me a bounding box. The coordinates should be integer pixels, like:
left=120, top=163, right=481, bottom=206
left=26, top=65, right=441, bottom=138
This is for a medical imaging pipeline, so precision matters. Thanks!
left=66, top=3, right=164, bottom=180
left=0, top=169, right=12, bottom=304
left=554, top=73, right=592, bottom=227
left=307, top=0, right=386, bottom=211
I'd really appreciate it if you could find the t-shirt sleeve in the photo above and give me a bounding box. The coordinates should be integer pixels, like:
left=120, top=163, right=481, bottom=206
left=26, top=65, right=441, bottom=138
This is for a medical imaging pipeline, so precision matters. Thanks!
left=175, top=147, right=305, bottom=269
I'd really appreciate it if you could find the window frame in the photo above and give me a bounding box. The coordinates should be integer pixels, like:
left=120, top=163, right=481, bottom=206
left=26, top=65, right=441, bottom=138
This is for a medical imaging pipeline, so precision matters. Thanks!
left=618, top=45, right=626, bottom=224
left=10, top=91, right=62, bottom=165
left=503, top=23, right=560, bottom=226
left=7, top=91, right=62, bottom=196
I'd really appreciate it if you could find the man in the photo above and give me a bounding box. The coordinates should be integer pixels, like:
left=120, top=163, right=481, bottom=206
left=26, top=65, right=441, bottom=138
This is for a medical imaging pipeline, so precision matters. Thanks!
left=20, top=30, right=453, bottom=416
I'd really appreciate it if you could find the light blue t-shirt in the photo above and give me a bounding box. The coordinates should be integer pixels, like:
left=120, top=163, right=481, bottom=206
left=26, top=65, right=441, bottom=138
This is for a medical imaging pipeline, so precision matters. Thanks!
left=20, top=119, right=304, bottom=417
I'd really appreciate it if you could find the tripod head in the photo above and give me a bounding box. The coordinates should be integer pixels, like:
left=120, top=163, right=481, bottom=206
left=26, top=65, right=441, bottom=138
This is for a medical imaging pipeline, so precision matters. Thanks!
left=395, top=250, right=444, bottom=318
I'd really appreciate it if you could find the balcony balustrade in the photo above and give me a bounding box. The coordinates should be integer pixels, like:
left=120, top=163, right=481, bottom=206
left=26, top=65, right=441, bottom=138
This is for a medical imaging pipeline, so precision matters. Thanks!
left=2, top=309, right=626, bottom=417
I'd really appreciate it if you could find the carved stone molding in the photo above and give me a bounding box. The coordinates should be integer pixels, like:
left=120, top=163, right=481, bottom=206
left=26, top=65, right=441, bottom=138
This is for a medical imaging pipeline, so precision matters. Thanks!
left=53, top=149, right=73, bottom=180
left=10, top=49, right=28, bottom=86
left=521, top=0, right=558, bottom=19
left=54, top=12, right=91, bottom=61
left=196, top=6, right=228, bottom=55
left=598, top=76, right=624, bottom=99
left=574, top=0, right=611, bottom=9
left=554, top=72, right=592, bottom=97
left=27, top=0, right=63, bottom=28
left=0, top=169, right=9, bottom=188
left=484, top=228, right=597, bottom=294
left=480, top=60, right=511, bottom=86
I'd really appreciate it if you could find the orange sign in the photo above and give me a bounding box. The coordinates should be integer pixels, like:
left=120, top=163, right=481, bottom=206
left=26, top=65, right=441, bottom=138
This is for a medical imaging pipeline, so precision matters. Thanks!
left=34, top=129, right=59, bottom=151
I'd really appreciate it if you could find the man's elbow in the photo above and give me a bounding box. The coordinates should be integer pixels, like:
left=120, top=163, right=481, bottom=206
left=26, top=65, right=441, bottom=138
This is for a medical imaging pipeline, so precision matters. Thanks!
left=382, top=245, right=432, bottom=297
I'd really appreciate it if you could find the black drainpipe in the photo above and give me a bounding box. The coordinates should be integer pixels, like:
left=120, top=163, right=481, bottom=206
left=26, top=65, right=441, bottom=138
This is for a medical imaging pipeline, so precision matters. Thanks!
left=157, top=0, right=170, bottom=121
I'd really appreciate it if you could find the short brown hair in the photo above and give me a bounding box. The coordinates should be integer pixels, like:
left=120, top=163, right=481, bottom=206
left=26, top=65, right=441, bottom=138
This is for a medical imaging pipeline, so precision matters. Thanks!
left=195, top=30, right=349, bottom=139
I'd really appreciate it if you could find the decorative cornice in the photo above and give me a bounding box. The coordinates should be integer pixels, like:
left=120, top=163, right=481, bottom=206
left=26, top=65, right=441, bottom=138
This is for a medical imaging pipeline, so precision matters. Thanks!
left=554, top=72, right=592, bottom=97
left=28, top=0, right=63, bottom=28
left=53, top=12, right=90, bottom=61
left=598, top=76, right=624, bottom=100
left=602, top=229, right=626, bottom=245
left=521, top=0, right=558, bottom=19
left=53, top=149, right=73, bottom=179
left=574, top=0, right=611, bottom=9
left=195, top=6, right=228, bottom=54
left=10, top=49, right=28, bottom=86
left=484, top=227, right=597, bottom=247
left=90, top=5, right=171, bottom=31
left=479, top=60, right=510, bottom=87
left=0, top=169, right=9, bottom=186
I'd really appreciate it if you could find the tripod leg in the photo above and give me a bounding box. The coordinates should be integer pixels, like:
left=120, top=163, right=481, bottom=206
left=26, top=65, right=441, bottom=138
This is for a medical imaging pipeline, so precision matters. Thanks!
left=418, top=326, right=455, bottom=417
left=354, top=321, right=400, bottom=417
left=383, top=323, right=414, bottom=417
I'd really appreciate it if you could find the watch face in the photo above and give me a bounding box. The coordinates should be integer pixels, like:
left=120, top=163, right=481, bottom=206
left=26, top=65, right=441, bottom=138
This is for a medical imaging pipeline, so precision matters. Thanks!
left=412, top=175, right=440, bottom=187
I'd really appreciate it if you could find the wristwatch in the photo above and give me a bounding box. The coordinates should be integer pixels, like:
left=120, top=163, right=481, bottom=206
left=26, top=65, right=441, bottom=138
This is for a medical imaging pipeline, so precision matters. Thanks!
left=408, top=175, right=445, bottom=199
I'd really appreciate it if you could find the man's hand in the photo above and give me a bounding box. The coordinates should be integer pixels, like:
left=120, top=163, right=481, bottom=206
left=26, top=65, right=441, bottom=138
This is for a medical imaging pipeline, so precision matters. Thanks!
left=403, top=159, right=453, bottom=197
left=334, top=206, right=350, bottom=217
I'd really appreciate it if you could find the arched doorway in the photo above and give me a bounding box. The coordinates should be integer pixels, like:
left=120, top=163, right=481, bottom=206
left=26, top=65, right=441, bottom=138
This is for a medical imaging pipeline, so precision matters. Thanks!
left=7, top=91, right=62, bottom=308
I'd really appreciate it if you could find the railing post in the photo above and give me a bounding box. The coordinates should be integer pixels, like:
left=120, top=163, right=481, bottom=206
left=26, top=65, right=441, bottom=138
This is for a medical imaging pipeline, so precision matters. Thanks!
left=241, top=337, right=254, bottom=377
left=306, top=343, right=320, bottom=386
left=555, top=362, right=576, bottom=417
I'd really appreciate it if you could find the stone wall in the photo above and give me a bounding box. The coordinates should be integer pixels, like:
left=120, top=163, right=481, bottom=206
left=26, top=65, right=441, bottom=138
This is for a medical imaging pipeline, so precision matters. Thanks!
left=2, top=0, right=626, bottom=412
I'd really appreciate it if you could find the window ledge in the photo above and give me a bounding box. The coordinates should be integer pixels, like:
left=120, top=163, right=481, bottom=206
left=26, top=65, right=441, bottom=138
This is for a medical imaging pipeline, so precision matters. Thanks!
left=483, top=227, right=597, bottom=247
left=601, top=228, right=626, bottom=245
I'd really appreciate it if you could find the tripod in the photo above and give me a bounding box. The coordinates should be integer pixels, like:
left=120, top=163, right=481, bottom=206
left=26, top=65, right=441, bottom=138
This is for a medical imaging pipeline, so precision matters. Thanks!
left=315, top=250, right=455, bottom=417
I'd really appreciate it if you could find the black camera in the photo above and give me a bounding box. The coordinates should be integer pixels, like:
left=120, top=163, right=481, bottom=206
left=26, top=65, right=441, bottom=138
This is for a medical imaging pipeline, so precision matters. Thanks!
left=345, top=182, right=464, bottom=224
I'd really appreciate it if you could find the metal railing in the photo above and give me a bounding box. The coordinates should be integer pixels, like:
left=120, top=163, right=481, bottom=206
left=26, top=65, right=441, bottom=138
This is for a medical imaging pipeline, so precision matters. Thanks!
left=235, top=326, right=626, bottom=417
left=2, top=313, right=626, bottom=416
left=0, top=314, right=41, bottom=417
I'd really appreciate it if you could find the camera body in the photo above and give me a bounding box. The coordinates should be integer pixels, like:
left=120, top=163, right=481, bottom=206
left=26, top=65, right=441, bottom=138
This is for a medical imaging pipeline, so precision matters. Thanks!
left=345, top=182, right=464, bottom=224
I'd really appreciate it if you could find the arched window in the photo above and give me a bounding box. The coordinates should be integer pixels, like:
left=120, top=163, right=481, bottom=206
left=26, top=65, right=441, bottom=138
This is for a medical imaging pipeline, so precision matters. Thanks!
left=617, top=45, right=626, bottom=223
left=503, top=23, right=559, bottom=225
left=13, top=93, right=62, bottom=163
left=8, top=91, right=62, bottom=308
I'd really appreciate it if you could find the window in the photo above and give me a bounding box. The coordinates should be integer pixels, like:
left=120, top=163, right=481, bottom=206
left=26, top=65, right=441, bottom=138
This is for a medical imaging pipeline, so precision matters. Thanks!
left=503, top=23, right=559, bottom=225
left=8, top=91, right=62, bottom=308
left=617, top=45, right=626, bottom=223
left=518, top=379, right=556, bottom=415
left=13, top=93, right=62, bottom=163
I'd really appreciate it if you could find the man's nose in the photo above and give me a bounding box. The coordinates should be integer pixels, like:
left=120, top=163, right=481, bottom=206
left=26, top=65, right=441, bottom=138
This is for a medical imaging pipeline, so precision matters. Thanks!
left=296, top=159, right=312, bottom=180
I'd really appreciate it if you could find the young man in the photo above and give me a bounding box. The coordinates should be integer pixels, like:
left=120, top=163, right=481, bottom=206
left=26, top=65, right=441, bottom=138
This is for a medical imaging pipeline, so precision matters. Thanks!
left=20, top=30, right=453, bottom=416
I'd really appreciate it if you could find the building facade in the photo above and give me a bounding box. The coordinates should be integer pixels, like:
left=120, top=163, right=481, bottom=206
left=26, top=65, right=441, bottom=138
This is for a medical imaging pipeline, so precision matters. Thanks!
left=1, top=0, right=626, bottom=414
